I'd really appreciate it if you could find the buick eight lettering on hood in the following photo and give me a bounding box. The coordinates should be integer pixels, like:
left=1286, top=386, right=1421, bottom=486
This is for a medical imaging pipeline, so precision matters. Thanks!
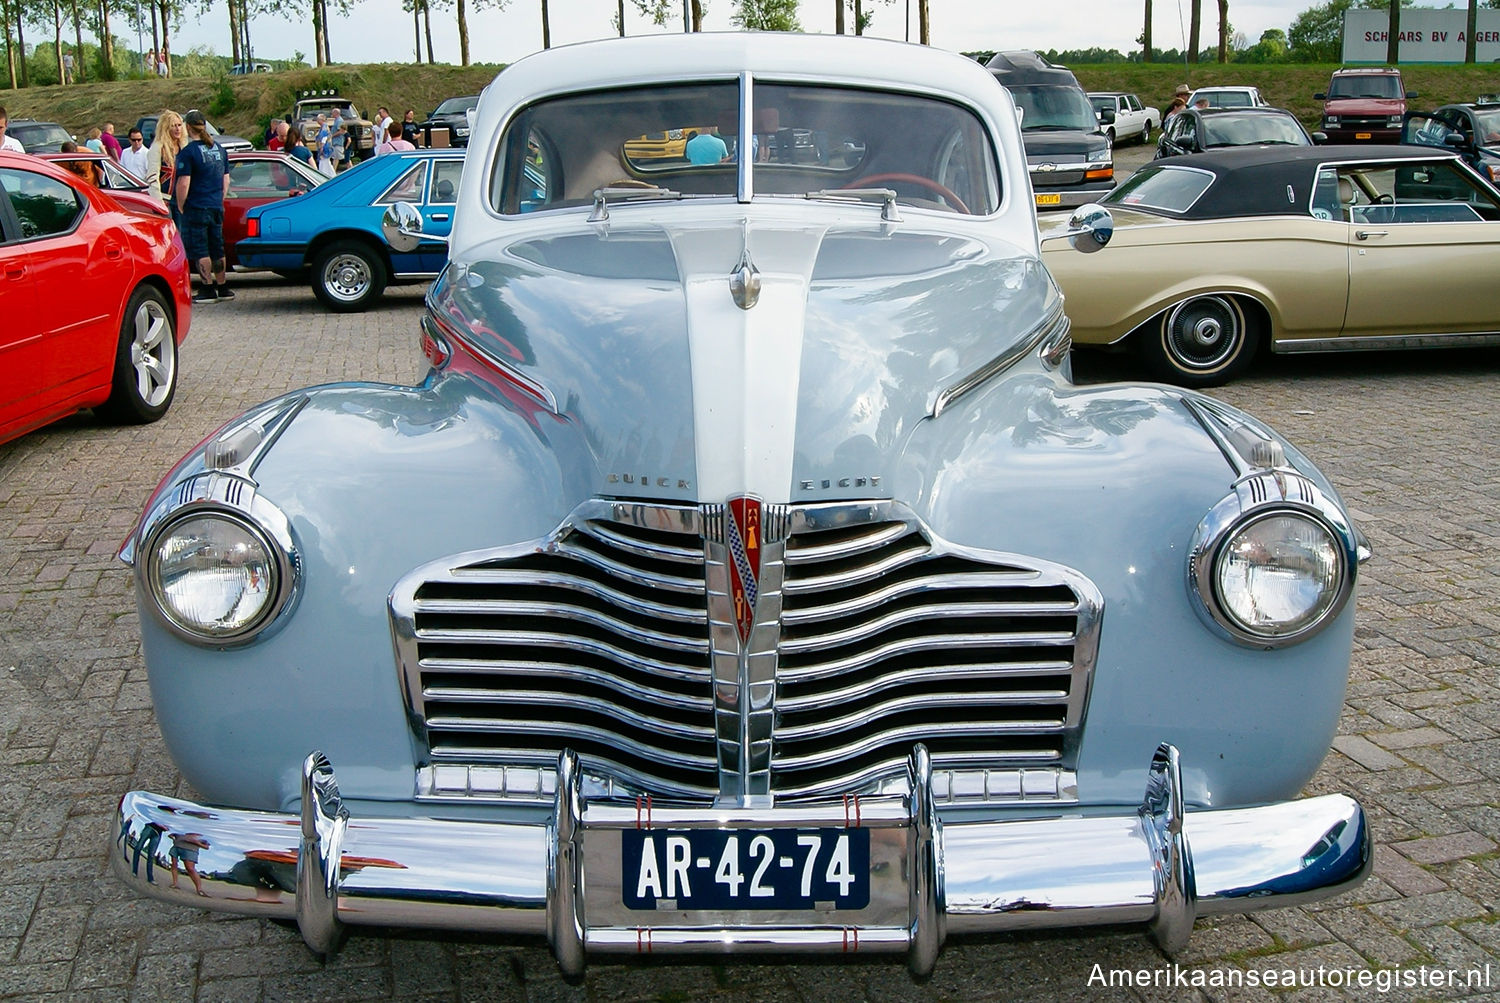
left=113, top=33, right=1372, bottom=975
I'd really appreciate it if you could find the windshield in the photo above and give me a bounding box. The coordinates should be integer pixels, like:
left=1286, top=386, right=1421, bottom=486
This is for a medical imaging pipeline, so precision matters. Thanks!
left=435, top=97, right=477, bottom=116
left=1008, top=85, right=1097, bottom=131
left=1089, top=96, right=1113, bottom=115
left=1190, top=90, right=1254, bottom=109
left=1473, top=109, right=1500, bottom=143
left=1202, top=112, right=1309, bottom=148
left=491, top=80, right=999, bottom=215
left=1328, top=75, right=1403, bottom=100
left=1104, top=165, right=1213, bottom=215
left=15, top=124, right=72, bottom=151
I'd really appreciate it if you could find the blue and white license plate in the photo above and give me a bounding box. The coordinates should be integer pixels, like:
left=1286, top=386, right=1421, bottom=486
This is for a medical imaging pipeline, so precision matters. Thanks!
left=622, top=827, right=871, bottom=911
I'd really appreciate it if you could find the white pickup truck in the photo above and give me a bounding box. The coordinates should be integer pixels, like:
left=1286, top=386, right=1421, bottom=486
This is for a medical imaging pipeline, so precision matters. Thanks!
left=1088, top=91, right=1159, bottom=145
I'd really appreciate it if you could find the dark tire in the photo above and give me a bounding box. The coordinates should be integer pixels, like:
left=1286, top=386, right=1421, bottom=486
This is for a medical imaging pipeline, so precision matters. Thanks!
left=1141, top=120, right=1155, bottom=143
left=1139, top=295, right=1261, bottom=389
left=312, top=239, right=387, bottom=312
left=1105, top=127, right=1116, bottom=146
left=96, top=285, right=177, bottom=424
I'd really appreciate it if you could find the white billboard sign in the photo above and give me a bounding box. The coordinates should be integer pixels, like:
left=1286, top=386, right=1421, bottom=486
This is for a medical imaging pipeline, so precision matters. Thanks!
left=1344, top=9, right=1500, bottom=63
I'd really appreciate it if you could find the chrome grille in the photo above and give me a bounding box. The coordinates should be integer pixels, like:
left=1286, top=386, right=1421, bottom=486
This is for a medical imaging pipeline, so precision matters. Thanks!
left=391, top=502, right=716, bottom=798
left=773, top=512, right=1097, bottom=799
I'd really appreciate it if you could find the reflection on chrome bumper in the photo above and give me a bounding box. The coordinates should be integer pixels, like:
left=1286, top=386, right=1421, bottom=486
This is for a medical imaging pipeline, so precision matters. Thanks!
left=111, top=743, right=1369, bottom=976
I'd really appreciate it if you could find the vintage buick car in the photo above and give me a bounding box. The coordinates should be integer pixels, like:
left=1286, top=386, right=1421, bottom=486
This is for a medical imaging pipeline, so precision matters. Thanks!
left=113, top=34, right=1371, bottom=974
left=1046, top=145, right=1500, bottom=386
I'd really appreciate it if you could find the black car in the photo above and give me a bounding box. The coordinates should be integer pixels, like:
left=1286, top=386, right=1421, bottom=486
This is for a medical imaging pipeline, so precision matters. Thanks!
left=136, top=113, right=254, bottom=152
left=1156, top=107, right=1320, bottom=159
left=418, top=95, right=479, bottom=148
left=1402, top=103, right=1500, bottom=185
left=985, top=50, right=1113, bottom=211
left=7, top=119, right=74, bottom=153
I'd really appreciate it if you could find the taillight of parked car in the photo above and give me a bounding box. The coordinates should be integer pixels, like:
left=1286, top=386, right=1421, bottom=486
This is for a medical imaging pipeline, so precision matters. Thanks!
left=246, top=217, right=259, bottom=238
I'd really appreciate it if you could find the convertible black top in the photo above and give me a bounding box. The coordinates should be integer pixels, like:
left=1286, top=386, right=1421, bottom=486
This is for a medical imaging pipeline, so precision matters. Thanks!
left=1113, top=145, right=1466, bottom=220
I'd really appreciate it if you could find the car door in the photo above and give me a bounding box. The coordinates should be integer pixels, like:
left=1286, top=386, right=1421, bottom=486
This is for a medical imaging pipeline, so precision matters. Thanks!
left=0, top=166, right=108, bottom=432
left=1337, top=160, right=1500, bottom=338
left=373, top=159, right=431, bottom=275
left=224, top=156, right=325, bottom=265
left=418, top=157, right=462, bottom=272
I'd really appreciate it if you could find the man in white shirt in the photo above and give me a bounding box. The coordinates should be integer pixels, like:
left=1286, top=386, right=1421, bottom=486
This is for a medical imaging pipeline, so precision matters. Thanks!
left=119, top=127, right=150, bottom=179
left=0, top=108, right=26, bottom=153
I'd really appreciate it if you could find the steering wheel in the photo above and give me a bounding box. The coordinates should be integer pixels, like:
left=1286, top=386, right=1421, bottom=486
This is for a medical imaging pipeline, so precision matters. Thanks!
left=844, top=172, right=971, bottom=214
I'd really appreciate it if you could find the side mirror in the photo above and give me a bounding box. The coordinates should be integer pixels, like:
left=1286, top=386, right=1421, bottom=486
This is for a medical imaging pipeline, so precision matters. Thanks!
left=1311, top=131, right=1328, bottom=145
left=1040, top=203, right=1113, bottom=253
left=382, top=201, right=428, bottom=252
left=1313, top=92, right=1327, bottom=102
left=1099, top=108, right=1116, bottom=124
left=1406, top=91, right=1419, bottom=99
left=1444, top=133, right=1470, bottom=149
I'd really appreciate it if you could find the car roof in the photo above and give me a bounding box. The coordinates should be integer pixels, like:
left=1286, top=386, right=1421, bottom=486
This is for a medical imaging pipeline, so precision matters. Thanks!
left=1141, top=144, right=1466, bottom=219
left=1333, top=66, right=1399, bottom=74
left=1193, top=106, right=1292, bottom=117
left=1191, top=86, right=1258, bottom=94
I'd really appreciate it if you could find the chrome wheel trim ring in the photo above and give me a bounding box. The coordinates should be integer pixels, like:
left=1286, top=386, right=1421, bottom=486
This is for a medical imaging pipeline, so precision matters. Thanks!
left=323, top=252, right=373, bottom=302
left=1163, top=296, right=1242, bottom=373
left=130, top=298, right=175, bottom=407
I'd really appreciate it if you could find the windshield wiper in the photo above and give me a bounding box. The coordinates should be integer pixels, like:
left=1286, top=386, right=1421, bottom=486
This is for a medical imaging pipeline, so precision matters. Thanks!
left=588, top=185, right=682, bottom=222
left=805, top=187, right=902, bottom=221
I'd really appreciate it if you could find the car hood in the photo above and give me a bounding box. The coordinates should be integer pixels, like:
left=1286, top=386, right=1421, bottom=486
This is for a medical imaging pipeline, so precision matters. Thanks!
left=1324, top=97, right=1405, bottom=114
left=1022, top=130, right=1110, bottom=158
left=432, top=209, right=1059, bottom=505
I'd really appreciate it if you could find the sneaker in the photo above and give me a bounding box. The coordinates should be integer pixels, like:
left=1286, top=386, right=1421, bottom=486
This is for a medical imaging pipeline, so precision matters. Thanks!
left=216, top=284, right=235, bottom=300
left=192, top=287, right=218, bottom=303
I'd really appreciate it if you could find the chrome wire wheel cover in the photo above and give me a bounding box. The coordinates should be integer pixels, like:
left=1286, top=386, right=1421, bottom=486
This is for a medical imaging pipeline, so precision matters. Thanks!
left=1163, top=296, right=1243, bottom=373
left=322, top=251, right=373, bottom=302
left=130, top=297, right=175, bottom=407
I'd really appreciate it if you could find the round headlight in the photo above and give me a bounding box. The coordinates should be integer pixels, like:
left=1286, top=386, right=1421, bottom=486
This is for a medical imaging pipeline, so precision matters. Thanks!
left=149, top=512, right=278, bottom=639
left=1213, top=511, right=1344, bottom=640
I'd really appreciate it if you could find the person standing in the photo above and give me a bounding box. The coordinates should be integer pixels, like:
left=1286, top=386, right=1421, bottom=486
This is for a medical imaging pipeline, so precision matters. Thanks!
left=62, top=50, right=74, bottom=84
left=119, top=127, right=150, bottom=180
left=146, top=110, right=187, bottom=222
left=328, top=109, right=347, bottom=172
left=84, top=127, right=106, bottom=155
left=285, top=126, right=313, bottom=166
left=374, top=120, right=414, bottom=156
left=0, top=107, right=25, bottom=153
left=401, top=109, right=418, bottom=146
left=314, top=114, right=334, bottom=175
left=176, top=110, right=234, bottom=303
left=100, top=122, right=123, bottom=162
left=375, top=106, right=394, bottom=146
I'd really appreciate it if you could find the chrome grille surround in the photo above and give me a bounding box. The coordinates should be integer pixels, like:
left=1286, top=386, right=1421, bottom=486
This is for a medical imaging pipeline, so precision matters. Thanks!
left=392, top=499, right=1100, bottom=807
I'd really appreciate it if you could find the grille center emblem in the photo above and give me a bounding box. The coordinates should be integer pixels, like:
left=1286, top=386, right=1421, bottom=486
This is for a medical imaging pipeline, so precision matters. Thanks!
left=726, top=496, right=762, bottom=642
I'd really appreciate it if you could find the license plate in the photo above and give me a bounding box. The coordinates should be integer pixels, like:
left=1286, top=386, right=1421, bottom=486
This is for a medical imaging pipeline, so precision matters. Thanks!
left=1035, top=193, right=1063, bottom=206
left=622, top=827, right=870, bottom=911
left=1355, top=132, right=1372, bottom=140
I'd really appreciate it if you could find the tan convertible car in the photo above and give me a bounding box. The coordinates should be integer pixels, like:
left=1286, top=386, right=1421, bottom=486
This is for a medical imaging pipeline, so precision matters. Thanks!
left=1042, top=145, right=1500, bottom=386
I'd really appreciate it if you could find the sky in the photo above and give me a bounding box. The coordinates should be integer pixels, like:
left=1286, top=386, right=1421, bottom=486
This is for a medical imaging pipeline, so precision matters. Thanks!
left=151, top=0, right=1319, bottom=68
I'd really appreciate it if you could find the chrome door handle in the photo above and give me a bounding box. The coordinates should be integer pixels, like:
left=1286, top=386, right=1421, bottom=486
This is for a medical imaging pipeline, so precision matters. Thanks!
left=430, top=213, right=450, bottom=221
left=1355, top=230, right=1389, bottom=240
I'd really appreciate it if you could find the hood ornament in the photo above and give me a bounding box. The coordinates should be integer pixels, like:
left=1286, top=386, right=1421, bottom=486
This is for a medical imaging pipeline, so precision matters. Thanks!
left=729, top=223, right=761, bottom=310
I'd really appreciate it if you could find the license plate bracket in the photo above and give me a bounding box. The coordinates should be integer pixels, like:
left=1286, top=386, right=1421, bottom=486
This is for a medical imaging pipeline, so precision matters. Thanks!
left=621, top=826, right=871, bottom=911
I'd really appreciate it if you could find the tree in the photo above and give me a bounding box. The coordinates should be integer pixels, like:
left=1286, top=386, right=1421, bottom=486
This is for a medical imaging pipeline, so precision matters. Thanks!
left=1467, top=0, right=1477, bottom=61
left=1385, top=0, right=1398, bottom=63
left=540, top=0, right=547, bottom=47
left=1216, top=0, right=1228, bottom=62
left=1187, top=0, right=1201, bottom=62
left=916, top=0, right=925, bottom=43
left=733, top=0, right=798, bottom=29
left=1141, top=0, right=1152, bottom=62
left=1288, top=0, right=1351, bottom=62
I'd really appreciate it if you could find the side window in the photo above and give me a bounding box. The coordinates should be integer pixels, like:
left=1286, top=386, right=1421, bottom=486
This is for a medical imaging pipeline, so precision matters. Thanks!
left=0, top=168, right=84, bottom=240
left=431, top=161, right=463, bottom=204
left=377, top=162, right=427, bottom=204
left=1126, top=95, right=1141, bottom=112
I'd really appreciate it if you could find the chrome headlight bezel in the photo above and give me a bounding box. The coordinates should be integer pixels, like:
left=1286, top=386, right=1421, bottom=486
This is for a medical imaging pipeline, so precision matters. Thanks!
left=134, top=476, right=302, bottom=647
left=1188, top=471, right=1359, bottom=649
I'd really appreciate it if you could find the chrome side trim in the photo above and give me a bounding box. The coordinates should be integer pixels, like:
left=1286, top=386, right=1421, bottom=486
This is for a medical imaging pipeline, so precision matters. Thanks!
left=1272, top=331, right=1500, bottom=354
left=112, top=745, right=1370, bottom=974
left=737, top=71, right=753, bottom=203
left=929, top=296, right=1068, bottom=418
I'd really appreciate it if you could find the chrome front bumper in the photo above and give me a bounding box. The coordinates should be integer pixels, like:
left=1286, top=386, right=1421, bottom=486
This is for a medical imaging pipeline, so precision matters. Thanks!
left=111, top=743, right=1369, bottom=975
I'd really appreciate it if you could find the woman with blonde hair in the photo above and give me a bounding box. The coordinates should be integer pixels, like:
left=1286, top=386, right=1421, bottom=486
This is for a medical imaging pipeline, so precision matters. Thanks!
left=146, top=110, right=187, bottom=223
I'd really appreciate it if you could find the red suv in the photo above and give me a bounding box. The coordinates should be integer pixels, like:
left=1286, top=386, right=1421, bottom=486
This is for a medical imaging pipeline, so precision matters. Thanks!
left=1315, top=67, right=1415, bottom=143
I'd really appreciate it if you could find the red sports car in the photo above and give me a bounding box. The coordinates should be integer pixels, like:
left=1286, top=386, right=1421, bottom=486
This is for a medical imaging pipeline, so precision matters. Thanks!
left=224, top=151, right=326, bottom=268
left=0, top=151, right=192, bottom=446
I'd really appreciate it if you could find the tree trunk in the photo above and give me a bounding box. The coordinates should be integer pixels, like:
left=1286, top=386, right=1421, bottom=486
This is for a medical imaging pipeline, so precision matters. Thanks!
left=412, top=2, right=420, bottom=60
left=541, top=0, right=550, bottom=48
left=1217, top=0, right=1228, bottom=63
left=422, top=0, right=433, bottom=61
left=917, top=0, right=927, bottom=44
left=157, top=0, right=170, bottom=75
left=240, top=0, right=251, bottom=66
left=690, top=0, right=701, bottom=31
left=228, top=0, right=241, bottom=65
left=70, top=0, right=85, bottom=82
left=1142, top=0, right=1152, bottom=61
left=1467, top=0, right=1477, bottom=63
left=53, top=0, right=64, bottom=84
left=1187, top=0, right=1201, bottom=62
left=16, top=0, right=29, bottom=86
left=312, top=0, right=323, bottom=65
left=854, top=0, right=862, bottom=34
left=457, top=0, right=468, bottom=65
left=3, top=2, right=15, bottom=90
left=617, top=0, right=624, bottom=36
left=149, top=5, right=159, bottom=71
left=1386, top=0, right=1400, bottom=65
left=99, top=0, right=114, bottom=69
left=835, top=0, right=843, bottom=34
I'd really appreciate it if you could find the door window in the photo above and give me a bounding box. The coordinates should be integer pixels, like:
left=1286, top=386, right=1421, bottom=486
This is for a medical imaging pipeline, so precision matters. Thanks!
left=377, top=163, right=428, bottom=204
left=430, top=160, right=463, bottom=204
left=0, top=169, right=84, bottom=240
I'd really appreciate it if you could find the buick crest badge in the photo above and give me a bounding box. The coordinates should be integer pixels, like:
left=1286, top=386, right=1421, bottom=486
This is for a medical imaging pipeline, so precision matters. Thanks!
left=726, top=496, right=762, bottom=642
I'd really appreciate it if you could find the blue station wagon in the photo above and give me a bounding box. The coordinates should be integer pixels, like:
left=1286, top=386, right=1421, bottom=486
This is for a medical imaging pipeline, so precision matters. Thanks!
left=238, top=149, right=463, bottom=310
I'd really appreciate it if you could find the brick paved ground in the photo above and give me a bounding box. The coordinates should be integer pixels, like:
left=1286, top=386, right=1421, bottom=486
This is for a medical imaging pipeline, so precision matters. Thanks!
left=1, top=274, right=1497, bottom=1002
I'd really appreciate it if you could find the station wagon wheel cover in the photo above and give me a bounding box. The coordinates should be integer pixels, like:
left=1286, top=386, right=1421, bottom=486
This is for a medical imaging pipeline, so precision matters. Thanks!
left=322, top=250, right=374, bottom=302
left=131, top=297, right=175, bottom=407
left=1163, top=295, right=1243, bottom=372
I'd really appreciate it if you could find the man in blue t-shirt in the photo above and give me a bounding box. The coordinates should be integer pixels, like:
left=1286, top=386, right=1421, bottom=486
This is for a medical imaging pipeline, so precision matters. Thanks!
left=685, top=129, right=728, bottom=165
left=176, top=110, right=234, bottom=303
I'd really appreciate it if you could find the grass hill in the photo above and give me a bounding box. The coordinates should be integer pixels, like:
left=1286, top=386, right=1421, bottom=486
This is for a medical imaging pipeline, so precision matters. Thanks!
left=2, top=59, right=1496, bottom=146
